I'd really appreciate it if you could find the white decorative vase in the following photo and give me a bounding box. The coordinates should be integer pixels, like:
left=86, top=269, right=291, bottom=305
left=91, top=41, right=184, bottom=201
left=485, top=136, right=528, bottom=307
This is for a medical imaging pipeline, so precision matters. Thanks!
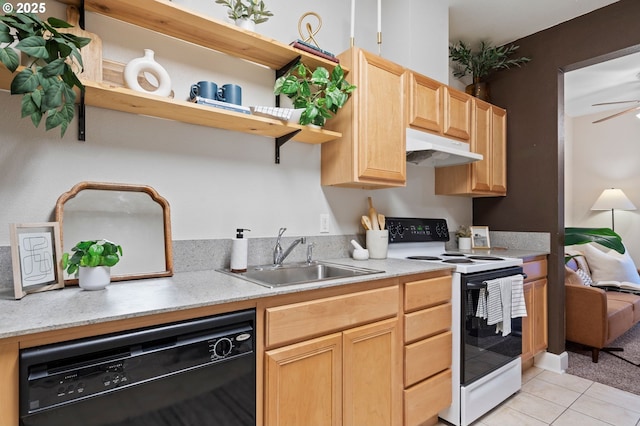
left=78, top=266, right=111, bottom=291
left=234, top=18, right=255, bottom=31
left=124, top=49, right=172, bottom=97
left=458, top=237, right=472, bottom=250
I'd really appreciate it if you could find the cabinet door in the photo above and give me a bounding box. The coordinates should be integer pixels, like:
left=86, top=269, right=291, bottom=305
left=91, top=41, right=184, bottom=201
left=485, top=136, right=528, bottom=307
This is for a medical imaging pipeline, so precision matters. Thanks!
left=533, top=279, right=548, bottom=354
left=407, top=72, right=442, bottom=133
left=356, top=49, right=407, bottom=185
left=522, top=282, right=534, bottom=361
left=443, top=87, right=471, bottom=141
left=470, top=99, right=492, bottom=192
left=265, top=333, right=342, bottom=426
left=343, top=318, right=401, bottom=426
left=490, top=106, right=507, bottom=194
left=0, top=341, right=19, bottom=426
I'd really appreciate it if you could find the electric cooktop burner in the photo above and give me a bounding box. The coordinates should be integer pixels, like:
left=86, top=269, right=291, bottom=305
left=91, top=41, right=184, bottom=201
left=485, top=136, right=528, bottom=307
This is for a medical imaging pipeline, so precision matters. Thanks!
left=407, top=256, right=442, bottom=261
left=443, top=258, right=474, bottom=264
left=467, top=256, right=505, bottom=261
left=441, top=253, right=465, bottom=257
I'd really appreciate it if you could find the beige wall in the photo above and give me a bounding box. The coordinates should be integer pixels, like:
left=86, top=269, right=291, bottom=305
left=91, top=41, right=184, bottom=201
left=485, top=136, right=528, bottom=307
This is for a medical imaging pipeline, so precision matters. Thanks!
left=565, top=108, right=640, bottom=265
left=0, top=0, right=472, bottom=247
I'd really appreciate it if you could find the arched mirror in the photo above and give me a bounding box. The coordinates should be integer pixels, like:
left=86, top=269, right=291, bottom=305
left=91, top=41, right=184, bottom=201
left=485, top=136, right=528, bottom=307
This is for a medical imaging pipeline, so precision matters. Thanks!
left=55, top=182, right=173, bottom=283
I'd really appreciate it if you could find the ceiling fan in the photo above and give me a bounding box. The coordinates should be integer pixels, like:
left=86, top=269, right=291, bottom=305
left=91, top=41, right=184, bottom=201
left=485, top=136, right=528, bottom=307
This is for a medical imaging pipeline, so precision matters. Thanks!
left=592, top=100, right=640, bottom=123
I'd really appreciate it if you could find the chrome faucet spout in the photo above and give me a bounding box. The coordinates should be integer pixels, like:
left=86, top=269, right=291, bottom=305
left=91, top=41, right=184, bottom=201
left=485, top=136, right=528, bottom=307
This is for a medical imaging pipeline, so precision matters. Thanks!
left=273, top=228, right=306, bottom=265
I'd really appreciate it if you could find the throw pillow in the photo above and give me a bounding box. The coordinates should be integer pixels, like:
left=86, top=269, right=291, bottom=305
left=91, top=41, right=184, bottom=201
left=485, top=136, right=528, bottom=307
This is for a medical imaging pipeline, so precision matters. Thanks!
left=580, top=242, right=640, bottom=284
left=565, top=249, right=594, bottom=285
left=576, top=268, right=593, bottom=286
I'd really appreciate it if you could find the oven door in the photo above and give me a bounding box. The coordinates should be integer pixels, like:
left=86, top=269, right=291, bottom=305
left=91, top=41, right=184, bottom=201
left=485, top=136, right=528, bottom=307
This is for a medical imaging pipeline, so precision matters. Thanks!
left=460, top=266, right=524, bottom=386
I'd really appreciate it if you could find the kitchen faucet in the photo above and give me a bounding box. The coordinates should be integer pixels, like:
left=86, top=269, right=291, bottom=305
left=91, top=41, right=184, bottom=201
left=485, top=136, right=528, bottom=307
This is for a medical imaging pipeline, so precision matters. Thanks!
left=273, top=228, right=306, bottom=265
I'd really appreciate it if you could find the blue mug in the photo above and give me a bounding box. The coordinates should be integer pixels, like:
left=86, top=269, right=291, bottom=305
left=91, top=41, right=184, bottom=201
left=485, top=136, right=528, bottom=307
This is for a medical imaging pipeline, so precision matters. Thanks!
left=190, top=81, right=218, bottom=100
left=218, top=84, right=242, bottom=105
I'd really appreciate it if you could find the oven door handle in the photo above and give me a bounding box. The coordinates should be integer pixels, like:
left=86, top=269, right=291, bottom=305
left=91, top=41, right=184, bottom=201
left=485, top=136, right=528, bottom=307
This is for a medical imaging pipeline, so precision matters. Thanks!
left=467, top=273, right=528, bottom=289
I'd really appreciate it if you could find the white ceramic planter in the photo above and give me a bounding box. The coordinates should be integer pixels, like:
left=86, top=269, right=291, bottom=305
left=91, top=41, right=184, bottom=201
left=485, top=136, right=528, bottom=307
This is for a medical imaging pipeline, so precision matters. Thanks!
left=458, top=237, right=472, bottom=250
left=234, top=18, right=255, bottom=31
left=78, top=266, right=111, bottom=291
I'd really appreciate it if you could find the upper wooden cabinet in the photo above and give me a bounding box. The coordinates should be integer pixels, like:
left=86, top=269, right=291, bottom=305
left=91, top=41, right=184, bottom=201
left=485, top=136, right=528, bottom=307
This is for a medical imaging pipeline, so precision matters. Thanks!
left=435, top=98, right=507, bottom=196
left=322, top=47, right=407, bottom=188
left=443, top=87, right=472, bottom=142
left=407, top=72, right=442, bottom=133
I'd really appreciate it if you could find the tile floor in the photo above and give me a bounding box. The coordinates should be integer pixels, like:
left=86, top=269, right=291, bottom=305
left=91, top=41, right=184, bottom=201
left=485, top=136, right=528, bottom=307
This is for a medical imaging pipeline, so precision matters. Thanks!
left=437, top=366, right=640, bottom=426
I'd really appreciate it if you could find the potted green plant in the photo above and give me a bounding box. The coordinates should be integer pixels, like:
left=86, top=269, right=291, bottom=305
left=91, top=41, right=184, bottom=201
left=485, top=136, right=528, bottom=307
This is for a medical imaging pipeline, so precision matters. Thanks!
left=455, top=225, right=472, bottom=250
left=449, top=40, right=530, bottom=101
left=0, top=12, right=91, bottom=136
left=274, top=62, right=356, bottom=127
left=62, top=240, right=123, bottom=290
left=214, top=0, right=273, bottom=30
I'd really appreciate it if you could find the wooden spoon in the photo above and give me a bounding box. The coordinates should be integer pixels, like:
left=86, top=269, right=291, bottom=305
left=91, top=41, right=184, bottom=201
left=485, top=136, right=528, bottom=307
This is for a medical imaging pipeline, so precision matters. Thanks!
left=361, top=215, right=372, bottom=230
left=378, top=213, right=386, bottom=230
left=368, top=197, right=380, bottom=230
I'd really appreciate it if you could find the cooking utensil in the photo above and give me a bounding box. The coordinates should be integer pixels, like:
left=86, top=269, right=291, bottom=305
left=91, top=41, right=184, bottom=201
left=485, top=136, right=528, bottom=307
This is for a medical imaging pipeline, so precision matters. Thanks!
left=368, top=197, right=380, bottom=230
left=361, top=215, right=372, bottom=230
left=378, top=213, right=386, bottom=230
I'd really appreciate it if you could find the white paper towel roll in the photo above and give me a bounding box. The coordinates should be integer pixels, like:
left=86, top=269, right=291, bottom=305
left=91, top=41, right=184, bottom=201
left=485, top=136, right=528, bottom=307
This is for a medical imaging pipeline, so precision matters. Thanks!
left=230, top=238, right=248, bottom=272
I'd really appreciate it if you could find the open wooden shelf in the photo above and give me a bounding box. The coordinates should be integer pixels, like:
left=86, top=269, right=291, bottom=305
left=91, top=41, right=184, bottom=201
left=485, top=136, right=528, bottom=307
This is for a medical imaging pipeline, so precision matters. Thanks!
left=59, top=0, right=347, bottom=73
left=0, top=66, right=341, bottom=144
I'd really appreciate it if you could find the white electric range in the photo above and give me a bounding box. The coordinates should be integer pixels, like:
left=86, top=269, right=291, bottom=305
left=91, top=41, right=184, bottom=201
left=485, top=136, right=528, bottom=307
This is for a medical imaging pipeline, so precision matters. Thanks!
left=386, top=217, right=524, bottom=426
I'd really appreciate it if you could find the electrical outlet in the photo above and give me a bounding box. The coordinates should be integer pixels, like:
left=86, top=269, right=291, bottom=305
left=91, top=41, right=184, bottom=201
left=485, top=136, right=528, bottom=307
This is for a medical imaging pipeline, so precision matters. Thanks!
left=320, top=214, right=330, bottom=233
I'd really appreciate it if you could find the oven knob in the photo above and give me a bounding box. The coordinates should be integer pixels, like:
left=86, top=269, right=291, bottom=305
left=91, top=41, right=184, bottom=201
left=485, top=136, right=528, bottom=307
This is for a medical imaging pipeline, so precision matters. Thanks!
left=213, top=338, right=233, bottom=357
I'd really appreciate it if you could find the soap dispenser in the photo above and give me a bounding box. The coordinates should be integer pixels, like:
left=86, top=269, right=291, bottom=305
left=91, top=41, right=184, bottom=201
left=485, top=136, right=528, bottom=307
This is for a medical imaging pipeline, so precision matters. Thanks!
left=230, top=228, right=250, bottom=273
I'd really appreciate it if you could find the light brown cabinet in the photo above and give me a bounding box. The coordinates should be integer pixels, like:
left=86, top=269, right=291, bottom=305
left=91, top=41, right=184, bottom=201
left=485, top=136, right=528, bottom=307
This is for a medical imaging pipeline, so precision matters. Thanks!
left=401, top=274, right=453, bottom=426
left=407, top=72, right=443, bottom=133
left=435, top=98, right=507, bottom=196
left=521, top=256, right=549, bottom=364
left=443, top=87, right=472, bottom=141
left=322, top=47, right=407, bottom=188
left=264, top=285, right=402, bottom=426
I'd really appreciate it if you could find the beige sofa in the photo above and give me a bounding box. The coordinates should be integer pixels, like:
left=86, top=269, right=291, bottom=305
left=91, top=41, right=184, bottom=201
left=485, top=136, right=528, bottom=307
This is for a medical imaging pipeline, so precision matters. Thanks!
left=565, top=257, right=640, bottom=362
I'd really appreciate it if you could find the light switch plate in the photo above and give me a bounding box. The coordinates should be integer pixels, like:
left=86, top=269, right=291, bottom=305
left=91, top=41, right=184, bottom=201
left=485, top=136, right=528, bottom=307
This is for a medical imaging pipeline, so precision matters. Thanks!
left=320, top=214, right=330, bottom=233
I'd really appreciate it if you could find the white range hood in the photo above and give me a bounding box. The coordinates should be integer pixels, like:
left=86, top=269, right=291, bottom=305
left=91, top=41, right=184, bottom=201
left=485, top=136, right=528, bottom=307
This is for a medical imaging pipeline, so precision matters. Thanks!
left=405, top=128, right=483, bottom=167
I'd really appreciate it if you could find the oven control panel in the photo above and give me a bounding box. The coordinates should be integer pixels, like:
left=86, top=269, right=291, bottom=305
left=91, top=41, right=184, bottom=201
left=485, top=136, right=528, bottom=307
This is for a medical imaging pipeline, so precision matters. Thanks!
left=386, top=217, right=449, bottom=243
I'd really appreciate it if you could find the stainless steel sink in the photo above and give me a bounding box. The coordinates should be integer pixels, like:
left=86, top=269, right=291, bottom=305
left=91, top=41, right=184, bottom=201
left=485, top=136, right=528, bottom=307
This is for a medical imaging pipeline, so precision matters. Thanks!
left=220, top=261, right=384, bottom=288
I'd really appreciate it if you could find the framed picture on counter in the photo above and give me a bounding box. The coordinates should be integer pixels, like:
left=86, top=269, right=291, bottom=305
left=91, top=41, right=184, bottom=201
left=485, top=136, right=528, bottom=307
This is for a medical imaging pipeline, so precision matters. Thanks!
left=10, top=222, right=65, bottom=300
left=470, top=226, right=491, bottom=249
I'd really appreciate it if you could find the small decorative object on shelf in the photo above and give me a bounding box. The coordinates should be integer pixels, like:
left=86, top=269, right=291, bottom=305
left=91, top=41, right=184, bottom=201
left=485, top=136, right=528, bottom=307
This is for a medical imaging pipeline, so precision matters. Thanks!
left=449, top=40, right=530, bottom=102
left=124, top=49, right=172, bottom=97
left=455, top=225, right=472, bottom=250
left=62, top=239, right=123, bottom=290
left=0, top=12, right=91, bottom=136
left=190, top=96, right=251, bottom=114
left=470, top=226, right=491, bottom=249
left=215, top=0, right=273, bottom=31
left=274, top=62, right=356, bottom=127
left=290, top=12, right=338, bottom=63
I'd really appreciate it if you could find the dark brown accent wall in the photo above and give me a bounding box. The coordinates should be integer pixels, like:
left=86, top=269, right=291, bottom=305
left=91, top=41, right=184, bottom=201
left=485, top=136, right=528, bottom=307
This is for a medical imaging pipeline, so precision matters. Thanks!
left=473, top=0, right=640, bottom=355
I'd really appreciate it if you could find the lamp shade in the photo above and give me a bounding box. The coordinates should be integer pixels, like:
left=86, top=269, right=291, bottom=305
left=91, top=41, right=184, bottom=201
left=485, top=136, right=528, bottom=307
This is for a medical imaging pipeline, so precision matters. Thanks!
left=591, top=188, right=637, bottom=211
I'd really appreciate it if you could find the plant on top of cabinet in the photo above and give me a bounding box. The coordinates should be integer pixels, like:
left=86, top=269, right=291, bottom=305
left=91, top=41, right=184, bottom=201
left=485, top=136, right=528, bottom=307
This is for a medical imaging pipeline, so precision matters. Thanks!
left=274, top=62, right=356, bottom=127
left=215, top=0, right=273, bottom=29
left=0, top=12, right=91, bottom=136
left=449, top=40, right=530, bottom=101
left=62, top=239, right=123, bottom=290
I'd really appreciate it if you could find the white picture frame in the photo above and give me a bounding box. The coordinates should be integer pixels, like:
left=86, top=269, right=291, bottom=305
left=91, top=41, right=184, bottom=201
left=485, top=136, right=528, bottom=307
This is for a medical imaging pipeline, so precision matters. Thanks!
left=10, top=222, right=65, bottom=300
left=470, top=226, right=491, bottom=249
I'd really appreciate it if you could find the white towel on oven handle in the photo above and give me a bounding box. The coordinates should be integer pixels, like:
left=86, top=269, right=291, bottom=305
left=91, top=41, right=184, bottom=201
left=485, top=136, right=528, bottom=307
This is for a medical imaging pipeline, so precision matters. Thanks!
left=511, top=274, right=527, bottom=319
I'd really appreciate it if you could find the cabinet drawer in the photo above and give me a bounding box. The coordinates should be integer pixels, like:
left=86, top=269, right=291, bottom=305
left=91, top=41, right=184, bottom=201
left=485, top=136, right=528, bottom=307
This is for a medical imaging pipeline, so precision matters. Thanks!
left=405, top=303, right=451, bottom=343
left=266, top=286, right=398, bottom=348
left=523, top=257, right=547, bottom=282
left=405, top=331, right=452, bottom=386
left=404, top=275, right=451, bottom=312
left=404, top=369, right=452, bottom=426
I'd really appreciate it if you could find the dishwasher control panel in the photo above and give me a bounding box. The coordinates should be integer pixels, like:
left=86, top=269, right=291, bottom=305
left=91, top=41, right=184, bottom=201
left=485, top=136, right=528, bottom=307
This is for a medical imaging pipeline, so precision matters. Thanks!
left=20, top=310, right=255, bottom=415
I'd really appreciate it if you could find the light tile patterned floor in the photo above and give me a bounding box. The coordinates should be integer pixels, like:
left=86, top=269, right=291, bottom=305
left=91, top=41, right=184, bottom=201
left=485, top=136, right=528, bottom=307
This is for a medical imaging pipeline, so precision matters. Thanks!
left=437, top=367, right=640, bottom=426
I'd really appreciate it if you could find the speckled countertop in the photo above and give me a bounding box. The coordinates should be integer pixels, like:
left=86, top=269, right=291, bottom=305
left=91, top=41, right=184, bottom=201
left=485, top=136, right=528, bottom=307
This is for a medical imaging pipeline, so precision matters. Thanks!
left=0, top=250, right=547, bottom=340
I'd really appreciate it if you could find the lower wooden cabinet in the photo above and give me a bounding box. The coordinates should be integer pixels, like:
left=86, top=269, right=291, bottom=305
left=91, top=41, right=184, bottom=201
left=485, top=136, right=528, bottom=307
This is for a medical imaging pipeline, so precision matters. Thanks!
left=265, top=318, right=401, bottom=426
left=522, top=256, right=548, bottom=363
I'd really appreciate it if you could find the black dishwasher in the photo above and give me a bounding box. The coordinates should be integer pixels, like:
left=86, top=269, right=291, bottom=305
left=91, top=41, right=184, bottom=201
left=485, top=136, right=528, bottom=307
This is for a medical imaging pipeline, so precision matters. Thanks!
left=19, top=309, right=256, bottom=426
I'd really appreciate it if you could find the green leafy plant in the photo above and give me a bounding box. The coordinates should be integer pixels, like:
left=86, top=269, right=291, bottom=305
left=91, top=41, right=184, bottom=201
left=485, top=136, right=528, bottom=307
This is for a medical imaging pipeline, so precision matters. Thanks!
left=455, top=225, right=472, bottom=238
left=62, top=240, right=123, bottom=275
left=449, top=40, right=530, bottom=82
left=0, top=12, right=90, bottom=136
left=274, top=62, right=356, bottom=127
left=564, top=227, right=624, bottom=263
left=214, top=0, right=273, bottom=24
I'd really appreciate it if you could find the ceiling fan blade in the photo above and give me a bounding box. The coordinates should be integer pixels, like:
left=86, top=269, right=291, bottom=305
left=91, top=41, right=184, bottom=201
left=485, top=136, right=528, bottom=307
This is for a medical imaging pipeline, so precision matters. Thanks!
left=592, top=105, right=640, bottom=123
left=592, top=100, right=640, bottom=106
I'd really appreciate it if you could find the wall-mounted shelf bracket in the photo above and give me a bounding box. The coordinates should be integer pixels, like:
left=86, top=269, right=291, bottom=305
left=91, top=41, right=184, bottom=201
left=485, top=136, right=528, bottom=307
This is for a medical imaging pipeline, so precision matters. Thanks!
left=276, top=55, right=302, bottom=79
left=275, top=129, right=302, bottom=164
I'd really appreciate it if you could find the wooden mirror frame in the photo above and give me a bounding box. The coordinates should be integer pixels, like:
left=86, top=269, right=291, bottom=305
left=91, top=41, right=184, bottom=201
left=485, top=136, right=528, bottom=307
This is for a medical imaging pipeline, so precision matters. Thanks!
left=55, top=182, right=173, bottom=284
